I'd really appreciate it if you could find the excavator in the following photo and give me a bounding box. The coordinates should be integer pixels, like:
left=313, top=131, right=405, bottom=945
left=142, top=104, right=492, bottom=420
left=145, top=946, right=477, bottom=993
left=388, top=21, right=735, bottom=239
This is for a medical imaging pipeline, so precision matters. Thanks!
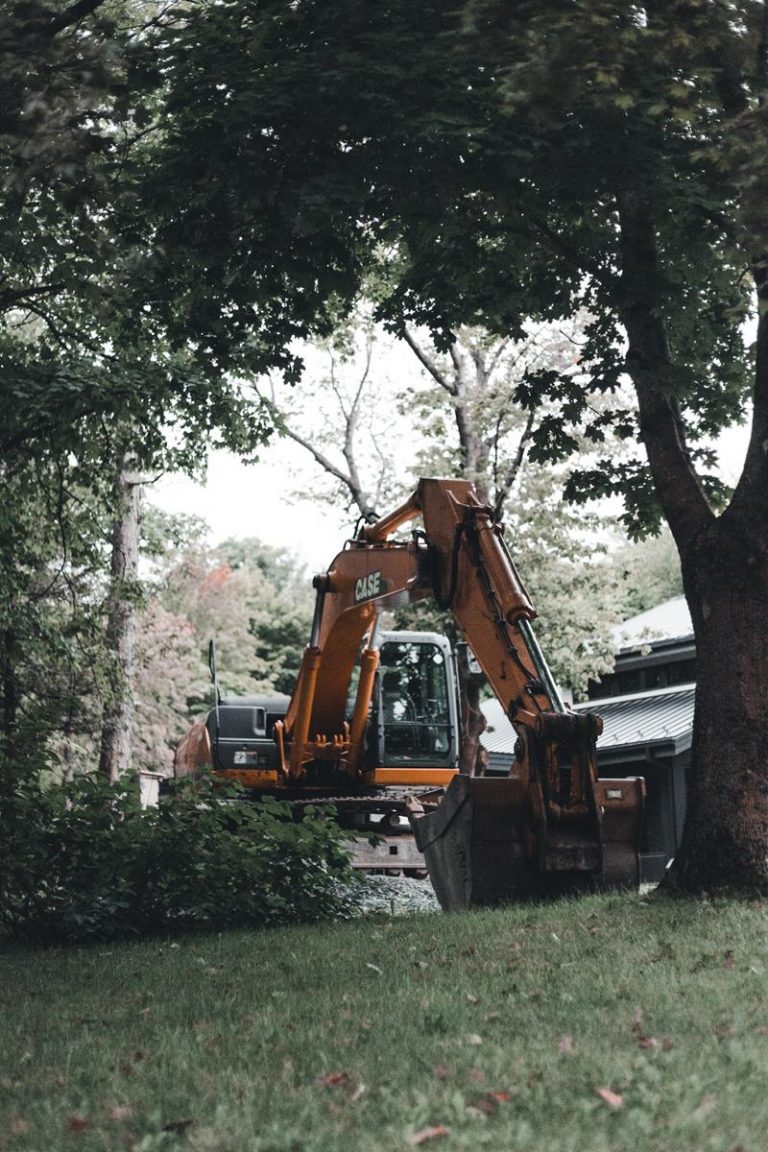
left=175, top=478, right=644, bottom=909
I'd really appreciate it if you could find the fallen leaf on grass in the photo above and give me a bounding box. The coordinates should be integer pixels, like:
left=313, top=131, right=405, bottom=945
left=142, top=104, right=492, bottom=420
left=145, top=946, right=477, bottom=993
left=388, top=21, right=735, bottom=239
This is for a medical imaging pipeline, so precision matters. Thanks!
left=557, top=1035, right=574, bottom=1054
left=465, top=1033, right=483, bottom=1046
left=409, top=1125, right=450, bottom=1145
left=629, top=1008, right=664, bottom=1050
left=468, top=1067, right=485, bottom=1083
left=9, top=1117, right=29, bottom=1135
left=432, top=1065, right=450, bottom=1081
left=67, top=1115, right=89, bottom=1134
left=350, top=1082, right=367, bottom=1103
left=365, top=963, right=383, bottom=975
left=466, top=1091, right=511, bottom=1116
left=714, top=1025, right=738, bottom=1039
left=466, top=993, right=480, bottom=1004
left=316, top=1071, right=351, bottom=1088
left=723, top=950, right=736, bottom=970
left=595, top=1088, right=623, bottom=1110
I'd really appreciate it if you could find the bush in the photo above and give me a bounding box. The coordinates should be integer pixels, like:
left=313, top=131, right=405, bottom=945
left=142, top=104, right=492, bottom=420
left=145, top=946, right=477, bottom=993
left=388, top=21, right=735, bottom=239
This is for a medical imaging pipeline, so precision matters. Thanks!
left=0, top=773, right=357, bottom=942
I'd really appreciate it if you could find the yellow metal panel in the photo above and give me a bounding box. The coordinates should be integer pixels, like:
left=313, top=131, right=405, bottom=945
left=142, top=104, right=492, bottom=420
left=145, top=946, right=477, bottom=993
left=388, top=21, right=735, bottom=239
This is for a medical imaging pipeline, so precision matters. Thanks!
left=213, top=770, right=280, bottom=788
left=368, top=768, right=457, bottom=787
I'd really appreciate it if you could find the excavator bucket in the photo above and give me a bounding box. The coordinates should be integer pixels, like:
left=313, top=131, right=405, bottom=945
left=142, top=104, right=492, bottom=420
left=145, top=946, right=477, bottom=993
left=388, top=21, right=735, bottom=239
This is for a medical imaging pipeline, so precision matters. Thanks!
left=411, top=776, right=531, bottom=910
left=411, top=774, right=644, bottom=911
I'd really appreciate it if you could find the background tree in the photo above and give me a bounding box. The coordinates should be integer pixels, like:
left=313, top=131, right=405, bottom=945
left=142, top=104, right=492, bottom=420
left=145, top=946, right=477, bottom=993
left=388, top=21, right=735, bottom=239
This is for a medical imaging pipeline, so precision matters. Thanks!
left=132, top=524, right=314, bottom=774
left=0, top=0, right=281, bottom=786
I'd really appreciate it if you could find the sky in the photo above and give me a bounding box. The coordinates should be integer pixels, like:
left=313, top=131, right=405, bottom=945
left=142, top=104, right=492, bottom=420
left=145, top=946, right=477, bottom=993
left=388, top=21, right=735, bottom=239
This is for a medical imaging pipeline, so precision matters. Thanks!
left=148, top=415, right=752, bottom=576
left=149, top=438, right=352, bottom=573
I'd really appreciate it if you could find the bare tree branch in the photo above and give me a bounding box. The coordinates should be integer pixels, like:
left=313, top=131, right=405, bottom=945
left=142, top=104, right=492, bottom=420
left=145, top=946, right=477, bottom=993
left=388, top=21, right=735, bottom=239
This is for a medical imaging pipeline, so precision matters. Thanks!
left=402, top=327, right=458, bottom=394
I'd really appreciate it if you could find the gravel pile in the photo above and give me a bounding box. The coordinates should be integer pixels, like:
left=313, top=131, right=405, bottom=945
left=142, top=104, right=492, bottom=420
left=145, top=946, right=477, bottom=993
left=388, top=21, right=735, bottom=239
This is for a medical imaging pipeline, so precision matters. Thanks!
left=341, top=873, right=441, bottom=917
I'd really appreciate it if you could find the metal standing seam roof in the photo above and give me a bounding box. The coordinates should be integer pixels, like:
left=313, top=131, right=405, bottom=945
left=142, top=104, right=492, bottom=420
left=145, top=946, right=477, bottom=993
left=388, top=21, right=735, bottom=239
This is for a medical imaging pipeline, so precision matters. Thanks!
left=480, top=683, right=696, bottom=758
left=575, top=684, right=695, bottom=755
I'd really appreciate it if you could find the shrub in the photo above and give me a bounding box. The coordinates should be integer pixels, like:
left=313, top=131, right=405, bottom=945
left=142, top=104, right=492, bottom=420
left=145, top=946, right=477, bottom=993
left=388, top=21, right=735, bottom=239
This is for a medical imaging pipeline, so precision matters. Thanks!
left=0, top=773, right=357, bottom=942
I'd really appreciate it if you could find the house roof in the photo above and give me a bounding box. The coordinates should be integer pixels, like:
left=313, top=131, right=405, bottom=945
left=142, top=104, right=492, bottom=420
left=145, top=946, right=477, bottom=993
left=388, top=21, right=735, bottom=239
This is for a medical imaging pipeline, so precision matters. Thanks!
left=574, top=684, right=695, bottom=756
left=481, top=682, right=695, bottom=760
left=613, top=596, right=693, bottom=652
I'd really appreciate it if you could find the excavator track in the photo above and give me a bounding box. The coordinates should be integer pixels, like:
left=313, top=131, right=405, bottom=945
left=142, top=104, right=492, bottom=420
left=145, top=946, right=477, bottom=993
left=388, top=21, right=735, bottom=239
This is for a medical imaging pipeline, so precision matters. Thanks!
left=280, top=789, right=443, bottom=873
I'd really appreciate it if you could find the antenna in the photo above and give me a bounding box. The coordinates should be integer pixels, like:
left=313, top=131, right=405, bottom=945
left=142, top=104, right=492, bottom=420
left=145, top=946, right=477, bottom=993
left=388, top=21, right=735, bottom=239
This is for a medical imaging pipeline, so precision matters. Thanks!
left=208, top=639, right=221, bottom=748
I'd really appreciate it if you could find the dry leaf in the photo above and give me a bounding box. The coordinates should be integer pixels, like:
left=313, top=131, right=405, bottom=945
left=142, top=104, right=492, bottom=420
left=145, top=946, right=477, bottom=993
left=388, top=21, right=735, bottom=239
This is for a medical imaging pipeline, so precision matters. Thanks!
left=636, top=1035, right=659, bottom=1049
left=465, top=1033, right=483, bottom=1045
left=350, top=1082, right=367, bottom=1103
left=109, top=1106, right=132, bottom=1122
left=316, top=1071, right=351, bottom=1088
left=9, top=1117, right=29, bottom=1135
left=630, top=1007, right=657, bottom=1049
left=467, top=1090, right=511, bottom=1116
left=468, top=1067, right=485, bottom=1083
left=365, top=962, right=382, bottom=975
left=596, top=1088, right=624, bottom=1110
left=409, top=1125, right=450, bottom=1145
left=67, top=1115, right=89, bottom=1134
left=723, top=950, right=736, bottom=970
left=466, top=993, right=480, bottom=1004
left=432, top=1065, right=450, bottom=1080
left=558, top=1035, right=574, bottom=1054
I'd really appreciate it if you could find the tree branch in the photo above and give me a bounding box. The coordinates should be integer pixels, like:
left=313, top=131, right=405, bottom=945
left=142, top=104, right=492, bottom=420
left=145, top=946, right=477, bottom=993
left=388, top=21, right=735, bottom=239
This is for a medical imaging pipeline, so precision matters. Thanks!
left=45, top=0, right=109, bottom=35
left=616, top=189, right=714, bottom=552
left=402, top=327, right=457, bottom=394
left=493, top=406, right=536, bottom=519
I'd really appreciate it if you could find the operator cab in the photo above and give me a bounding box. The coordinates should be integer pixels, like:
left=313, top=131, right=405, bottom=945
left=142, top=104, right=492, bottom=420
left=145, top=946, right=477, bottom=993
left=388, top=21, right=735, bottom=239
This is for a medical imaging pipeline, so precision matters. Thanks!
left=373, top=632, right=460, bottom=768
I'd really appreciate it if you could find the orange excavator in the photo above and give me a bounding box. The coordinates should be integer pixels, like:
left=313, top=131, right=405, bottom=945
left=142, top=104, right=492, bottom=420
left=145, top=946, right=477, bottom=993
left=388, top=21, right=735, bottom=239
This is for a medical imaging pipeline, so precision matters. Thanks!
left=176, top=478, right=644, bottom=909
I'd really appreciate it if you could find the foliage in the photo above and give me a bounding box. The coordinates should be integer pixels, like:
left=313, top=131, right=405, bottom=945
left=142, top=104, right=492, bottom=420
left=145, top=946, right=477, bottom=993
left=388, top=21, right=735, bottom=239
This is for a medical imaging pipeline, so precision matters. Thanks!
left=145, top=0, right=753, bottom=526
left=612, top=529, right=685, bottom=618
left=0, top=772, right=355, bottom=943
left=0, top=459, right=113, bottom=790
left=132, top=529, right=313, bottom=773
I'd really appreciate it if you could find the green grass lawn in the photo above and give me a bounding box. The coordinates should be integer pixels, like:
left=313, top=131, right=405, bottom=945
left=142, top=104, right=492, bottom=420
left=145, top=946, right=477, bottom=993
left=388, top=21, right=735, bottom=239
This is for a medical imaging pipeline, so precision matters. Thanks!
left=2, top=891, right=767, bottom=1152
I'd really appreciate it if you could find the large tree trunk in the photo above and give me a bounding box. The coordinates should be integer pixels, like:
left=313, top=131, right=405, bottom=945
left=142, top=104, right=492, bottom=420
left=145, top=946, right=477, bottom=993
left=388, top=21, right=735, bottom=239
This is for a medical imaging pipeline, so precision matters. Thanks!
left=98, top=458, right=142, bottom=784
left=669, top=507, right=768, bottom=892
left=618, top=186, right=768, bottom=893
